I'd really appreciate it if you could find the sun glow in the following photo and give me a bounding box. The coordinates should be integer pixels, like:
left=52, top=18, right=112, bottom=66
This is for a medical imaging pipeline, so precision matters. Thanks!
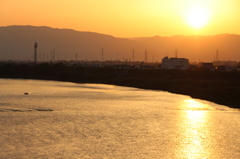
left=2, top=0, right=240, bottom=37
left=182, top=99, right=214, bottom=111
left=184, top=6, right=211, bottom=29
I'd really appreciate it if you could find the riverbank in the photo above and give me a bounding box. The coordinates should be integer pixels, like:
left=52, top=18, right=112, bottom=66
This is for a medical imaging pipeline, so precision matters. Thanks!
left=103, top=69, right=240, bottom=109
left=0, top=62, right=239, bottom=109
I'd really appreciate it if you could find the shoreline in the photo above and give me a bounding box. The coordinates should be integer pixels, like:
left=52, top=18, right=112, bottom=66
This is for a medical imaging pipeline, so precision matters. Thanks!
left=0, top=63, right=239, bottom=109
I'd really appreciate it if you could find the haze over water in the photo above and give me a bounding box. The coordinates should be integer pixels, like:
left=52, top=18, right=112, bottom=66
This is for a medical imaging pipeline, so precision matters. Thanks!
left=1, top=79, right=240, bottom=158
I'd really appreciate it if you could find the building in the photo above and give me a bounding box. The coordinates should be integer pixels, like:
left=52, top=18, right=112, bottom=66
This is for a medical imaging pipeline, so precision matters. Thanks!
left=213, top=61, right=238, bottom=67
left=162, top=57, right=189, bottom=70
left=199, top=62, right=215, bottom=71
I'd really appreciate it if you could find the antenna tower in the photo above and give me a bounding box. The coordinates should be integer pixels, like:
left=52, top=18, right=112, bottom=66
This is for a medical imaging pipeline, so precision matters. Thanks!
left=34, top=42, right=38, bottom=64
left=132, top=49, right=135, bottom=62
left=53, top=49, right=55, bottom=61
left=76, top=53, right=78, bottom=61
left=101, top=48, right=104, bottom=61
left=145, top=50, right=148, bottom=62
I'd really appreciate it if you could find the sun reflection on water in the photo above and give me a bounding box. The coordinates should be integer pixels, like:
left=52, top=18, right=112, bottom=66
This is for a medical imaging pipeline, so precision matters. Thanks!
left=177, top=99, right=212, bottom=158
left=182, top=99, right=214, bottom=111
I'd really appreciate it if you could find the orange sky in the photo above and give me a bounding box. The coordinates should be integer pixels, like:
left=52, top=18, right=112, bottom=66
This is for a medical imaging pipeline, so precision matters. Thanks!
left=1, top=0, right=240, bottom=37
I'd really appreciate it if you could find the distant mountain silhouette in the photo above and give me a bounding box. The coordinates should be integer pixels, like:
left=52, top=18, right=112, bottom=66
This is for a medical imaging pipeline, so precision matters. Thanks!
left=0, top=25, right=147, bottom=62
left=133, top=34, right=240, bottom=62
left=1, top=25, right=240, bottom=62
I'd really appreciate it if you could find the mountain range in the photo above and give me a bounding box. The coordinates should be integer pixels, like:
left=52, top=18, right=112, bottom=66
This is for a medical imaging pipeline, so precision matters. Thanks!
left=0, top=25, right=240, bottom=62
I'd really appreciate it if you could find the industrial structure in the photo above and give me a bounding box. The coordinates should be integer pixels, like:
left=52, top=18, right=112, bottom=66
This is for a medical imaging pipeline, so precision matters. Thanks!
left=34, top=42, right=38, bottom=64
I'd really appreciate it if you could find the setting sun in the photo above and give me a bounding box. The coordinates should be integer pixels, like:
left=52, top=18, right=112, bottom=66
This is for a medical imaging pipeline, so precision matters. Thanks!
left=1, top=0, right=240, bottom=37
left=184, top=6, right=211, bottom=29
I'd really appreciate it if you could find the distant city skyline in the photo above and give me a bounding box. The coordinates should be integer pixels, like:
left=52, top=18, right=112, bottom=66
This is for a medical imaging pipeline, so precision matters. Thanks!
left=1, top=0, right=240, bottom=37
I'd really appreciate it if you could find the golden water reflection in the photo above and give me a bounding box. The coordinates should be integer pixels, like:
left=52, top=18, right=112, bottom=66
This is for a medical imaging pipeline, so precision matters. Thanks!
left=182, top=99, right=214, bottom=111
left=177, top=99, right=212, bottom=158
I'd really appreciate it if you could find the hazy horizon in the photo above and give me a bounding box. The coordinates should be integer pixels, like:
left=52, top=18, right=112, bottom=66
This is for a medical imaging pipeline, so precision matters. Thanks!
left=1, top=25, right=238, bottom=39
left=1, top=25, right=240, bottom=62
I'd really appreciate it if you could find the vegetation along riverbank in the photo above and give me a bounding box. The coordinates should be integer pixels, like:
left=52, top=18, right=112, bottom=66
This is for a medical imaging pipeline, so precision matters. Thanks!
left=0, top=62, right=239, bottom=109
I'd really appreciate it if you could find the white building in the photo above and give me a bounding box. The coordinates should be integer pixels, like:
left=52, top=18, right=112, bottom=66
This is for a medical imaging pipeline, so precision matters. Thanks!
left=162, top=57, right=189, bottom=70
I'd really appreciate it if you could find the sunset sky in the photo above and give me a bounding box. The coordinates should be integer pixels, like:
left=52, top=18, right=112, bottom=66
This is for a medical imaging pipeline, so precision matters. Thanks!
left=1, top=0, right=240, bottom=37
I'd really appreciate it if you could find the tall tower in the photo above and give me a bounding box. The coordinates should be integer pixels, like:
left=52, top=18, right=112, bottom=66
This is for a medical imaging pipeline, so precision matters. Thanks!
left=34, top=42, right=38, bottom=64
left=75, top=53, right=78, bottom=61
left=145, top=50, right=148, bottom=62
left=101, top=48, right=104, bottom=61
left=53, top=49, right=55, bottom=61
left=132, top=49, right=135, bottom=62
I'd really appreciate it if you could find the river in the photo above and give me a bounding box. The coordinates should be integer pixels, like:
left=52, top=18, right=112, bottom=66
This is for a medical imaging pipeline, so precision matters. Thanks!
left=0, top=79, right=240, bottom=158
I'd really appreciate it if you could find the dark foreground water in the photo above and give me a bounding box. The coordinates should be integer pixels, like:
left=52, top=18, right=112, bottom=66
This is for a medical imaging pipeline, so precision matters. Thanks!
left=0, top=79, right=240, bottom=158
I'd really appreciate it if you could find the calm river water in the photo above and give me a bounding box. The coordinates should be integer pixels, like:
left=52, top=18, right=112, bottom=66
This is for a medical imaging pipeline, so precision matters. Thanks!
left=0, top=79, right=240, bottom=159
